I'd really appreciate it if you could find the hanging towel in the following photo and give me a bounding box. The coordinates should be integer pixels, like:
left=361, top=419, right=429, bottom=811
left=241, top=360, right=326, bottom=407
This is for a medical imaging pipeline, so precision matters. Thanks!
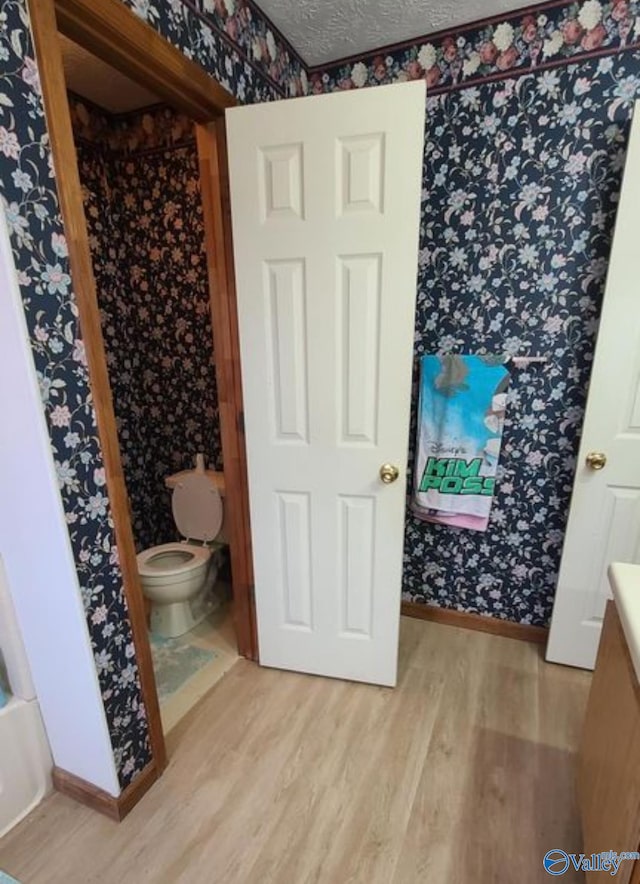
left=412, top=355, right=510, bottom=532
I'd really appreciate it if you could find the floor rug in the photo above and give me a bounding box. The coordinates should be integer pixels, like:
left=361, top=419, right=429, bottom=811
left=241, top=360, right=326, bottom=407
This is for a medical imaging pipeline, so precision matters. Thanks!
left=150, top=633, right=217, bottom=703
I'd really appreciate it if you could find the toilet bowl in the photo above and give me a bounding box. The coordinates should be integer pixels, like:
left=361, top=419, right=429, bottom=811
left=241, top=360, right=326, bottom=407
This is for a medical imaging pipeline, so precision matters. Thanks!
left=137, top=466, right=226, bottom=638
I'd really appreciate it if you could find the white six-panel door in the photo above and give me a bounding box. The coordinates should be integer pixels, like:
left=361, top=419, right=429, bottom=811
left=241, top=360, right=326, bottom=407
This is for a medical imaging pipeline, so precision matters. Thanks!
left=226, top=81, right=425, bottom=685
left=547, top=101, right=640, bottom=669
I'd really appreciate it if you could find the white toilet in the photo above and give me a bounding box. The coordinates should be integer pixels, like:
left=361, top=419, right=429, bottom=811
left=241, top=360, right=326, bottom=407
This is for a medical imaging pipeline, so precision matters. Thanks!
left=137, top=459, right=227, bottom=638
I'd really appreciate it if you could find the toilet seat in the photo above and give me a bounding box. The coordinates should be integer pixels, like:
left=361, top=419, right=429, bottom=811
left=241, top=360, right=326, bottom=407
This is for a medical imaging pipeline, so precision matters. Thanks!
left=136, top=466, right=226, bottom=637
left=137, top=542, right=210, bottom=579
left=172, top=473, right=223, bottom=542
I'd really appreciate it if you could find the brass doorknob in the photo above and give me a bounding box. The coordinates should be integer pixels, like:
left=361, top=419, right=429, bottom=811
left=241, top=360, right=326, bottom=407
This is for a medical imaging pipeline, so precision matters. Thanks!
left=586, top=451, right=607, bottom=470
left=379, top=463, right=400, bottom=484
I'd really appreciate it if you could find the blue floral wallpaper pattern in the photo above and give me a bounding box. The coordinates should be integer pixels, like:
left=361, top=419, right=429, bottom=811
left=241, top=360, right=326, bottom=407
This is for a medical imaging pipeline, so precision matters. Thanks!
left=122, top=0, right=308, bottom=101
left=0, top=0, right=303, bottom=789
left=311, top=1, right=640, bottom=625
left=0, top=1, right=150, bottom=787
left=402, top=58, right=636, bottom=624
left=313, top=0, right=640, bottom=95
left=71, top=97, right=222, bottom=554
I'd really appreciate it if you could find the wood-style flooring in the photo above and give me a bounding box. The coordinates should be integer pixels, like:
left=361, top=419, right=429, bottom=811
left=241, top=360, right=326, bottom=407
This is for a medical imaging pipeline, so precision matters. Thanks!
left=157, top=599, right=239, bottom=734
left=0, top=617, right=591, bottom=884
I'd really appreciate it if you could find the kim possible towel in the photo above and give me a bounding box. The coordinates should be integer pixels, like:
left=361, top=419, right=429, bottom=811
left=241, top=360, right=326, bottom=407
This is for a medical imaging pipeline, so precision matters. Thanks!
left=412, top=355, right=510, bottom=532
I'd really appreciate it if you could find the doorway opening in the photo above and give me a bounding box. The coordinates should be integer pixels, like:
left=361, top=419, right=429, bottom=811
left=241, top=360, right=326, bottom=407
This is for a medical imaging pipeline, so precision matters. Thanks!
left=31, top=0, right=256, bottom=787
left=60, top=38, right=240, bottom=733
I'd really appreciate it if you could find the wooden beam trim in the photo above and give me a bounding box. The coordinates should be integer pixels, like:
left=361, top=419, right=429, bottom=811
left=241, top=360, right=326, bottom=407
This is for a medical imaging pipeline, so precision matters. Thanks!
left=54, top=0, right=236, bottom=122
left=401, top=600, right=549, bottom=645
left=196, top=121, right=257, bottom=660
left=213, top=117, right=258, bottom=658
left=52, top=760, right=158, bottom=821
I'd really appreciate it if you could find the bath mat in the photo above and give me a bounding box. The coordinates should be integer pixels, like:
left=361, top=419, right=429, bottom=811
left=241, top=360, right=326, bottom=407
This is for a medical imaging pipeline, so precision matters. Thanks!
left=150, top=634, right=217, bottom=703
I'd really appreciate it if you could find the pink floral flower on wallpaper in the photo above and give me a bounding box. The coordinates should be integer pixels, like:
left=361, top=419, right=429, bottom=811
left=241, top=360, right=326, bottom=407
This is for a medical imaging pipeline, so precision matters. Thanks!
left=127, top=0, right=307, bottom=98
left=316, top=0, right=640, bottom=95
left=186, top=0, right=308, bottom=96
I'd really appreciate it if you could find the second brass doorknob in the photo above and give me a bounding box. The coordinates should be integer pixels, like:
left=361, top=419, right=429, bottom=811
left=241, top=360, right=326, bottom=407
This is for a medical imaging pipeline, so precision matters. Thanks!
left=586, top=451, right=607, bottom=471
left=380, top=463, right=400, bottom=484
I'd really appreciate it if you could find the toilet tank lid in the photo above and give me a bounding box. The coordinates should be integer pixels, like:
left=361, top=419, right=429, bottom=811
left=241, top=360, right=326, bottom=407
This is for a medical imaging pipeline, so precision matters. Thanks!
left=172, top=473, right=223, bottom=542
left=165, top=468, right=225, bottom=497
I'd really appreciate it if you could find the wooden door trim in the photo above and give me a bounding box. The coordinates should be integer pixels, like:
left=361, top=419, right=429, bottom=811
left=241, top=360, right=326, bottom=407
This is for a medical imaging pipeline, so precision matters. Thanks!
left=29, top=0, right=256, bottom=813
left=196, top=122, right=257, bottom=659
left=29, top=0, right=167, bottom=779
left=52, top=759, right=159, bottom=821
left=401, top=601, right=549, bottom=645
left=53, top=0, right=236, bottom=121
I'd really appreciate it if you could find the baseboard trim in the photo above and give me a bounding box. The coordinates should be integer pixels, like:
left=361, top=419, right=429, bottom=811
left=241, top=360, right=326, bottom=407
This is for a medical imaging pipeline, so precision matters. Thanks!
left=52, top=759, right=159, bottom=821
left=401, top=601, right=549, bottom=645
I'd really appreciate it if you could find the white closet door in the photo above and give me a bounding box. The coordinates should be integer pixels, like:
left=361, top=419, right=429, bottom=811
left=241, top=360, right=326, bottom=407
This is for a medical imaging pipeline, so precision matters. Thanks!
left=227, top=81, right=425, bottom=686
left=548, top=100, right=640, bottom=669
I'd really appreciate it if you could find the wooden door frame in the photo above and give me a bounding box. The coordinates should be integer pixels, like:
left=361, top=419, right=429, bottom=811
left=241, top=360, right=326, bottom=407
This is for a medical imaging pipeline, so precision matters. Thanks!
left=28, top=0, right=257, bottom=816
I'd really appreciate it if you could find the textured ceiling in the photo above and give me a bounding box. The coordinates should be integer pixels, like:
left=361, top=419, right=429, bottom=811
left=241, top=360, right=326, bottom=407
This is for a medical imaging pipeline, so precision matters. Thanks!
left=257, top=0, right=552, bottom=67
left=60, top=34, right=160, bottom=113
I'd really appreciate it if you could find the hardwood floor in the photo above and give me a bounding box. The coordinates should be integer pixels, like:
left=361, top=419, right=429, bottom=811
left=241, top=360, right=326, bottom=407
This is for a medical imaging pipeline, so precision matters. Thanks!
left=0, top=618, right=591, bottom=884
left=156, top=599, right=239, bottom=734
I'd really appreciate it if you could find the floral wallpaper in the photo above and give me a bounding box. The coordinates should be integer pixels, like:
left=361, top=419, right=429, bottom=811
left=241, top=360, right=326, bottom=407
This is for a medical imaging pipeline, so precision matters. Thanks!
left=314, top=0, right=640, bottom=94
left=313, top=1, right=640, bottom=626
left=71, top=97, right=222, bottom=553
left=69, top=98, right=197, bottom=153
left=0, top=0, right=302, bottom=789
left=122, top=0, right=308, bottom=100
left=0, top=1, right=150, bottom=787
left=401, top=57, right=638, bottom=625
